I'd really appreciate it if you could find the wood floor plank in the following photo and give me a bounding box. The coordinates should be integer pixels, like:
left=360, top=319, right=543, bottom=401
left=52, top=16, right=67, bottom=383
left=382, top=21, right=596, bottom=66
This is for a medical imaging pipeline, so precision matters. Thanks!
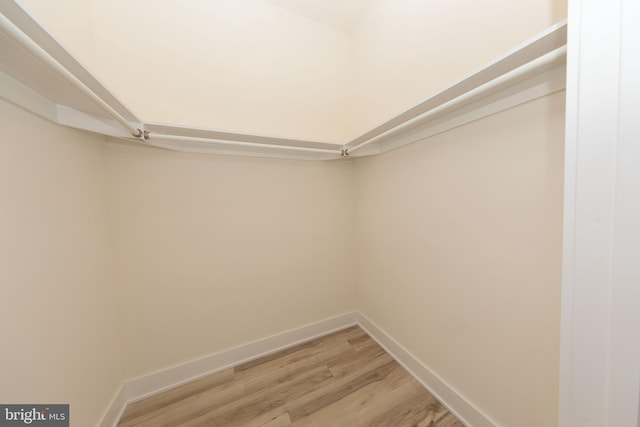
left=373, top=388, right=446, bottom=426
left=131, top=361, right=335, bottom=427
left=326, top=340, right=386, bottom=379
left=118, top=368, right=234, bottom=424
left=117, top=326, right=465, bottom=427
left=290, top=363, right=414, bottom=426
left=235, top=326, right=364, bottom=374
left=259, top=412, right=292, bottom=427
left=284, top=347, right=396, bottom=421
left=434, top=413, right=466, bottom=427
left=121, top=341, right=354, bottom=426
left=288, top=359, right=397, bottom=421
left=346, top=334, right=379, bottom=352
left=178, top=366, right=335, bottom=427
left=354, top=379, right=430, bottom=426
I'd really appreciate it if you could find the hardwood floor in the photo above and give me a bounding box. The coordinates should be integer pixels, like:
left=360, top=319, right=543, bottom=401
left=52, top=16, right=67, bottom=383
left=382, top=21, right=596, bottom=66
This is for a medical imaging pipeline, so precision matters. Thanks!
left=117, top=326, right=464, bottom=426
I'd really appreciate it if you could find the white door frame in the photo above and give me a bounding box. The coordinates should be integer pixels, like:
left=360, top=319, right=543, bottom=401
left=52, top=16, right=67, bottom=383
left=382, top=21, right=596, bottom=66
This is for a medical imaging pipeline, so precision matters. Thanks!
left=560, top=0, right=640, bottom=425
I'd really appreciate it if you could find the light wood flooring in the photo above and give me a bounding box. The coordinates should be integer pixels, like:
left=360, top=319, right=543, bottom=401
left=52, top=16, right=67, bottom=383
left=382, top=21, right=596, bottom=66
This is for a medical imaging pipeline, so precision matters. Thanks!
left=117, top=326, right=464, bottom=426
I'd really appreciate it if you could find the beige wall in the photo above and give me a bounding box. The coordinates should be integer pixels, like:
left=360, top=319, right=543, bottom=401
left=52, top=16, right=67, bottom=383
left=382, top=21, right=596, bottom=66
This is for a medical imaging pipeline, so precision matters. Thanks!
left=355, top=92, right=565, bottom=426
left=350, top=0, right=567, bottom=135
left=17, top=0, right=355, bottom=143
left=16, top=0, right=96, bottom=69
left=0, top=99, right=124, bottom=426
left=0, top=92, right=563, bottom=425
left=89, top=0, right=354, bottom=142
left=106, top=145, right=356, bottom=379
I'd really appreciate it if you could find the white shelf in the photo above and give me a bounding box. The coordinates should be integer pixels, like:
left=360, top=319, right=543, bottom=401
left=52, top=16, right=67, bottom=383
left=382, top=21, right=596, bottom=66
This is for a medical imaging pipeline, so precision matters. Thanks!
left=0, top=0, right=566, bottom=161
left=0, top=1, right=141, bottom=136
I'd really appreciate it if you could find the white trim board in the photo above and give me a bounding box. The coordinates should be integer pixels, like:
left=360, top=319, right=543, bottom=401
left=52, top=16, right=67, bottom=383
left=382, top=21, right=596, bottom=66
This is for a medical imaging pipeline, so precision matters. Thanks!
left=560, top=0, right=640, bottom=425
left=100, top=311, right=496, bottom=427
left=356, top=60, right=566, bottom=158
left=0, top=70, right=135, bottom=139
left=98, top=386, right=128, bottom=427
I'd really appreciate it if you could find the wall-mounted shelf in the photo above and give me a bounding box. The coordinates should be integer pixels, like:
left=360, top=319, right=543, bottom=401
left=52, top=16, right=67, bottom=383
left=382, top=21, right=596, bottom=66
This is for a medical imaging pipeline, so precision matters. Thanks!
left=0, top=0, right=566, bottom=161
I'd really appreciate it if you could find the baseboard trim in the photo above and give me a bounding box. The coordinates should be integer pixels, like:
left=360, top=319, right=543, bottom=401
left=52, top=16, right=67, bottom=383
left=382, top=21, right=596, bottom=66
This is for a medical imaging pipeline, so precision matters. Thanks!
left=98, top=385, right=128, bottom=427
left=355, top=312, right=497, bottom=427
left=101, top=311, right=497, bottom=427
left=101, top=312, right=358, bottom=426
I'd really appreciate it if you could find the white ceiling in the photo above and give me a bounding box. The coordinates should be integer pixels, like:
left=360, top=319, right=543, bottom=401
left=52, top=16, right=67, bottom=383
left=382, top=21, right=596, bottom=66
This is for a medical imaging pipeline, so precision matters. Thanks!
left=264, top=0, right=374, bottom=32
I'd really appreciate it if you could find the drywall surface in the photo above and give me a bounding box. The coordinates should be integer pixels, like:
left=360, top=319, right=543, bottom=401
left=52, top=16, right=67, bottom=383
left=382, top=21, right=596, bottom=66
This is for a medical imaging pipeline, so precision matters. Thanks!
left=20, top=0, right=353, bottom=143
left=16, top=0, right=96, bottom=69
left=0, top=99, right=124, bottom=426
left=354, top=92, right=565, bottom=426
left=106, top=145, right=356, bottom=380
left=350, top=0, right=567, bottom=136
left=89, top=0, right=354, bottom=142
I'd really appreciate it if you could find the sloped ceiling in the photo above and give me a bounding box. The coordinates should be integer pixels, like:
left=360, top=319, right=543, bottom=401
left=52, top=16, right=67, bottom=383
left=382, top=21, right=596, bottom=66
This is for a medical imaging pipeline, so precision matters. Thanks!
left=264, top=0, right=374, bottom=32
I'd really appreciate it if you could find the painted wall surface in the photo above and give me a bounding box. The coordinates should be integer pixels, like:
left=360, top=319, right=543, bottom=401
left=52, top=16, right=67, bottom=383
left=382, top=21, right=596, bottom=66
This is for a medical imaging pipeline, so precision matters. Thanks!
left=106, top=145, right=356, bottom=379
left=16, top=0, right=96, bottom=70
left=350, top=0, right=567, bottom=135
left=18, top=0, right=354, bottom=142
left=0, top=99, right=124, bottom=426
left=93, top=0, right=353, bottom=143
left=354, top=93, right=565, bottom=426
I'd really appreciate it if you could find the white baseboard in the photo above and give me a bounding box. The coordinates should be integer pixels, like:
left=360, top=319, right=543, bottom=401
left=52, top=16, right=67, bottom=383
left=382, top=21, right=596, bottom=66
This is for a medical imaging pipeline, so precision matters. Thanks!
left=100, top=312, right=357, bottom=427
left=98, top=385, right=128, bottom=427
left=355, top=312, right=497, bottom=427
left=100, top=311, right=496, bottom=427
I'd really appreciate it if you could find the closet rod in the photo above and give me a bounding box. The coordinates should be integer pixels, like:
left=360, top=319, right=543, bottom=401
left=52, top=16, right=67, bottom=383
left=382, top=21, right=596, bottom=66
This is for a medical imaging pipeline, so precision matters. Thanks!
left=0, top=13, right=143, bottom=138
left=147, top=133, right=344, bottom=155
left=345, top=45, right=567, bottom=156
